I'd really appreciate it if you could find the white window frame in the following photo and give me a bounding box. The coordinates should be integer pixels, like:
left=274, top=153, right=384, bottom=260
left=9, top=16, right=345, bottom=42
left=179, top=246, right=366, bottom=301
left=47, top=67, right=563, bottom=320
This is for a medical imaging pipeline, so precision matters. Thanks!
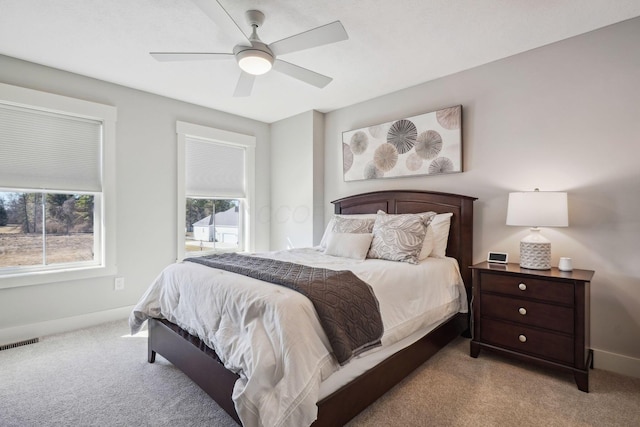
left=0, top=83, right=117, bottom=288
left=176, top=121, right=256, bottom=261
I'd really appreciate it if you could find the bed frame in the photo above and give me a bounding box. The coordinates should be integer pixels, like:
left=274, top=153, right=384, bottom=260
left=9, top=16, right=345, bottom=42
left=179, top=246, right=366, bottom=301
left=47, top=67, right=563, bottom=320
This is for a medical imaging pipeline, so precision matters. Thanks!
left=147, top=190, right=476, bottom=426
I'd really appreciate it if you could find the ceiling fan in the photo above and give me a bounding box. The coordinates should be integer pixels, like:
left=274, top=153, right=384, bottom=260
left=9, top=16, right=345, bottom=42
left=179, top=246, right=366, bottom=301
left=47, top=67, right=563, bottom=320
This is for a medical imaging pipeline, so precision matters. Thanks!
left=150, top=0, right=349, bottom=97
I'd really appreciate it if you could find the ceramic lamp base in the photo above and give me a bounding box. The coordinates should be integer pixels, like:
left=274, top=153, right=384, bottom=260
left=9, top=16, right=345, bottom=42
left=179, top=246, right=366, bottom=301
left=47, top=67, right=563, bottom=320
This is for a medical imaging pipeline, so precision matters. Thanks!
left=519, top=227, right=551, bottom=270
left=520, top=241, right=551, bottom=269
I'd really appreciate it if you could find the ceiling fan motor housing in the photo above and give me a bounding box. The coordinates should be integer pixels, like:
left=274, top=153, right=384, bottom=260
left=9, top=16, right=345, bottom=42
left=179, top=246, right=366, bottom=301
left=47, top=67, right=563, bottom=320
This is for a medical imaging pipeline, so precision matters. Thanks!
left=233, top=10, right=274, bottom=75
left=234, top=41, right=274, bottom=75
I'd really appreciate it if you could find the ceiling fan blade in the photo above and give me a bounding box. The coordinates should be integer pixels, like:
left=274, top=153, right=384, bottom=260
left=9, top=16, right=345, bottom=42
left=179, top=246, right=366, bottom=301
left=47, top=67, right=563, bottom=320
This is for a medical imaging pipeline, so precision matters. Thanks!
left=150, top=52, right=234, bottom=62
left=191, top=0, right=250, bottom=45
left=233, top=71, right=256, bottom=97
left=272, top=60, right=333, bottom=88
left=269, top=21, right=348, bottom=56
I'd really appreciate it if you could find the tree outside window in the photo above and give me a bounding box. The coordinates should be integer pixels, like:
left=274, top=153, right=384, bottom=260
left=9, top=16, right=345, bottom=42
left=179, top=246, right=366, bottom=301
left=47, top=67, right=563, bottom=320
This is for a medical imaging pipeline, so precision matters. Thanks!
left=0, top=192, right=94, bottom=268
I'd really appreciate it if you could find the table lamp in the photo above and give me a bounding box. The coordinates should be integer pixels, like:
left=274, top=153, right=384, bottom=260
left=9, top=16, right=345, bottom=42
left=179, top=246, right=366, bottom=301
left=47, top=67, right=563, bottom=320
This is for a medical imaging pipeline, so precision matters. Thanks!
left=506, top=188, right=568, bottom=270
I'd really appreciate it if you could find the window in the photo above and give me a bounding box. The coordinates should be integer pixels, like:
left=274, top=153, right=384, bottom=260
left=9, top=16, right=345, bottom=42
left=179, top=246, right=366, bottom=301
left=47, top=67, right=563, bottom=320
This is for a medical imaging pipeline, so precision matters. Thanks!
left=176, top=121, right=255, bottom=260
left=185, top=198, right=241, bottom=254
left=0, top=192, right=96, bottom=267
left=0, top=83, right=116, bottom=287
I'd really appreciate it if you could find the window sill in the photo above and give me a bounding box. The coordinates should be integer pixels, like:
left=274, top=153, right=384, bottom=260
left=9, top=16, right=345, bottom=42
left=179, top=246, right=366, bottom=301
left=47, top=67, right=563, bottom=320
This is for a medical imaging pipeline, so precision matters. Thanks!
left=0, top=264, right=117, bottom=289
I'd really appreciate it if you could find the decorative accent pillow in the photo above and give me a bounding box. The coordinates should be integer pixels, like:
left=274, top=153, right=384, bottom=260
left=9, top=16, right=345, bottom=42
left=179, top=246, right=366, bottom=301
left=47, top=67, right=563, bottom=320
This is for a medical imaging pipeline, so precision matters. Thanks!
left=332, top=215, right=376, bottom=233
left=323, top=232, right=374, bottom=260
left=427, top=212, right=453, bottom=258
left=367, top=212, right=435, bottom=264
left=319, top=214, right=377, bottom=248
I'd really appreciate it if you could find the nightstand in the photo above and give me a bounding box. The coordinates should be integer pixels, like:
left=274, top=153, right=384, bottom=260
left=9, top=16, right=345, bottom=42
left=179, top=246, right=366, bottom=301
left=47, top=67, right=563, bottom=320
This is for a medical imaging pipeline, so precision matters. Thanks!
left=469, top=262, right=594, bottom=392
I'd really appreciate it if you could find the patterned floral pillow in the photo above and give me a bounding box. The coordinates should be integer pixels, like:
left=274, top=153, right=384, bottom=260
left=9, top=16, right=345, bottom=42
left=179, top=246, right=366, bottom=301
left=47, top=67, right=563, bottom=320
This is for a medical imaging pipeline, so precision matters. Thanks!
left=367, top=212, right=436, bottom=264
left=332, top=216, right=376, bottom=234
left=319, top=214, right=378, bottom=248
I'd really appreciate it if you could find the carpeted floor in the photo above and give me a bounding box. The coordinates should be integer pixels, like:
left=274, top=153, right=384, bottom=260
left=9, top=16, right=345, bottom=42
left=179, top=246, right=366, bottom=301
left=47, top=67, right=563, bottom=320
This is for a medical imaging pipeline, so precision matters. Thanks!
left=0, top=319, right=638, bottom=426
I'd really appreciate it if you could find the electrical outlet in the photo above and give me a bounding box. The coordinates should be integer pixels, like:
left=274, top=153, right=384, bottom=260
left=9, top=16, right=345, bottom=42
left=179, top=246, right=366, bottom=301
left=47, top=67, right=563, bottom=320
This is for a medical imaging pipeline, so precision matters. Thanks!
left=114, top=277, right=125, bottom=291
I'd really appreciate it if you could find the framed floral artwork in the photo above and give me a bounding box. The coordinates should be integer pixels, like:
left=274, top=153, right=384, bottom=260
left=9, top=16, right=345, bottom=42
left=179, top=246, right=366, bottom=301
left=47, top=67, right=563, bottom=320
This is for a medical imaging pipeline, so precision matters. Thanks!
left=342, top=105, right=462, bottom=181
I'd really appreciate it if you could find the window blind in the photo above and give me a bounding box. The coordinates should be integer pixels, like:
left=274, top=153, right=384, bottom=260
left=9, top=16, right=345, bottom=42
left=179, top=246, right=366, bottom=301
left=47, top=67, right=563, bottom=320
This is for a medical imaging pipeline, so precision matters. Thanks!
left=185, top=137, right=245, bottom=198
left=0, top=103, right=102, bottom=192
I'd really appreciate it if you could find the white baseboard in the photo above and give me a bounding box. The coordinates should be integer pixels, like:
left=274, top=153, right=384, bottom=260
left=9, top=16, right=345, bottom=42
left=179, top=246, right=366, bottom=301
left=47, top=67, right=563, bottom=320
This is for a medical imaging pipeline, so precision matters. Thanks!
left=0, top=305, right=135, bottom=347
left=593, top=347, right=640, bottom=379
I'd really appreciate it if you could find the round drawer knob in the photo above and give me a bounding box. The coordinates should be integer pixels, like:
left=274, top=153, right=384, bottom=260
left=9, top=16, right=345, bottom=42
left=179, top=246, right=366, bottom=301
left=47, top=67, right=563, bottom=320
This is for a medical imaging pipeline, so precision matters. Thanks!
left=518, top=283, right=527, bottom=291
left=519, top=307, right=527, bottom=315
left=518, top=334, right=527, bottom=343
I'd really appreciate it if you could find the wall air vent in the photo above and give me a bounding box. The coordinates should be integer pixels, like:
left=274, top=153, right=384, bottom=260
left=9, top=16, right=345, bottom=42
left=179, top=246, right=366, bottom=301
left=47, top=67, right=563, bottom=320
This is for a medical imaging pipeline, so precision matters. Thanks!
left=0, top=337, right=40, bottom=351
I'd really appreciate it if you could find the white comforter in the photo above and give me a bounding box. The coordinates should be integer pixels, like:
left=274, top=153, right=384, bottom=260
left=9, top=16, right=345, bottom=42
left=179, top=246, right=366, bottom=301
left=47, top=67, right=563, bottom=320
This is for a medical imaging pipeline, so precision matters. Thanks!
left=129, top=248, right=466, bottom=427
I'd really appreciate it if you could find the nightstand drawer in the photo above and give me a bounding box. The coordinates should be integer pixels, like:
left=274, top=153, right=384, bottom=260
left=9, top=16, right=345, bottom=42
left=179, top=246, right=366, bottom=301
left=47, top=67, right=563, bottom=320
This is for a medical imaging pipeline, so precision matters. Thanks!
left=480, top=272, right=574, bottom=305
left=481, top=318, right=574, bottom=364
left=481, top=294, right=574, bottom=334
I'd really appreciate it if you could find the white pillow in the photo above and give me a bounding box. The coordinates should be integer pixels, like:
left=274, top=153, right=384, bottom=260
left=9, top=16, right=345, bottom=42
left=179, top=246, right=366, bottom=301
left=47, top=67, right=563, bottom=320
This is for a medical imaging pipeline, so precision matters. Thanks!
left=423, top=212, right=453, bottom=259
left=418, top=224, right=435, bottom=260
left=319, top=214, right=378, bottom=248
left=324, top=232, right=374, bottom=260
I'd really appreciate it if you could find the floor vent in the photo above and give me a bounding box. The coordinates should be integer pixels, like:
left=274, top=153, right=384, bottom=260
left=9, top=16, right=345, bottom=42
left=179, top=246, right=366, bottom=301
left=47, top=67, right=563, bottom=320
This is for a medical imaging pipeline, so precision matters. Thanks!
left=0, top=337, right=40, bottom=351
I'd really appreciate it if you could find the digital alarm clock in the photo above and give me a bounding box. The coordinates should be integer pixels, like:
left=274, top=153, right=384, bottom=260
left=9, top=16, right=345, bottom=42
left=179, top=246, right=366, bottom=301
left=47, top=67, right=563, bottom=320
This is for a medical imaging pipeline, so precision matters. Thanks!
left=487, top=251, right=508, bottom=264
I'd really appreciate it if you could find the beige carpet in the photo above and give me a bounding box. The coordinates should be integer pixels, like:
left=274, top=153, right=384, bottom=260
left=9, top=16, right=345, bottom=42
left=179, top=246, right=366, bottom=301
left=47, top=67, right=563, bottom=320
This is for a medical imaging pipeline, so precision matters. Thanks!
left=1, top=320, right=638, bottom=426
left=348, top=336, right=640, bottom=426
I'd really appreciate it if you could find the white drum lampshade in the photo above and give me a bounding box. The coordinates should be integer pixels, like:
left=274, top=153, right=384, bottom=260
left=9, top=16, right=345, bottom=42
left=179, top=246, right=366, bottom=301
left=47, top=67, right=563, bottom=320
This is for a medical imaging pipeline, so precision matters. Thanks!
left=506, top=189, right=568, bottom=270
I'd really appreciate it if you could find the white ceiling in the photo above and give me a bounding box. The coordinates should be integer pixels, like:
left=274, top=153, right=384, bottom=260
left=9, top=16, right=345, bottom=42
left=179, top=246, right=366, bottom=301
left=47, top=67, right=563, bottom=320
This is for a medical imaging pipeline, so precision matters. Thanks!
left=1, top=0, right=639, bottom=123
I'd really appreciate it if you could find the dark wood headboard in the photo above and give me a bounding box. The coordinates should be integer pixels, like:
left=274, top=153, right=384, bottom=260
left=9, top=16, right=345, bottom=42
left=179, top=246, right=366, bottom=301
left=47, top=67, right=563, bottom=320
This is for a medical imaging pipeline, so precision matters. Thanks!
left=331, top=190, right=477, bottom=297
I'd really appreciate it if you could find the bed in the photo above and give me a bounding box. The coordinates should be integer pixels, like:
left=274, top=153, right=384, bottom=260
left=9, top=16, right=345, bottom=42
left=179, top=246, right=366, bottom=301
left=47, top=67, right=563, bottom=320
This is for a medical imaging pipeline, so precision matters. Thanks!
left=131, top=190, right=476, bottom=426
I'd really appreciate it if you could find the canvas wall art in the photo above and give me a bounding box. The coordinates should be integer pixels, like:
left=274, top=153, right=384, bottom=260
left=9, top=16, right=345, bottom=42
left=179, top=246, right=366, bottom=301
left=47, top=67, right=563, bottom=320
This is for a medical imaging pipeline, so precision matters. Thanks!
left=342, top=105, right=462, bottom=182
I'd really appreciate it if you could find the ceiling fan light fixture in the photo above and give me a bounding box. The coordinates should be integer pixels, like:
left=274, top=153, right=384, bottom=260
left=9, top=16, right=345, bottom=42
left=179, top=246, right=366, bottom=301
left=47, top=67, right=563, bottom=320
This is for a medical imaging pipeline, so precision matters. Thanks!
left=237, top=49, right=273, bottom=75
left=151, top=4, right=348, bottom=96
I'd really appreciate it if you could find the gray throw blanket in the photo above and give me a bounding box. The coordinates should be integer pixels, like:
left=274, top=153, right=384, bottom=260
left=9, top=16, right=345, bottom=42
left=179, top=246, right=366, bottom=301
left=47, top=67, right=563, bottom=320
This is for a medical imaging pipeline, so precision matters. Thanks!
left=185, top=253, right=384, bottom=365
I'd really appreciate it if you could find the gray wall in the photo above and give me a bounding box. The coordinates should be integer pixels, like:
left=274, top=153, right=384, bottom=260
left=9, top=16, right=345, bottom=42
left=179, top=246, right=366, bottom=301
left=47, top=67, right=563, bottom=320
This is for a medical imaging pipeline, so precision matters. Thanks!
left=0, top=55, right=271, bottom=337
left=324, top=17, right=640, bottom=374
left=270, top=110, right=324, bottom=250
